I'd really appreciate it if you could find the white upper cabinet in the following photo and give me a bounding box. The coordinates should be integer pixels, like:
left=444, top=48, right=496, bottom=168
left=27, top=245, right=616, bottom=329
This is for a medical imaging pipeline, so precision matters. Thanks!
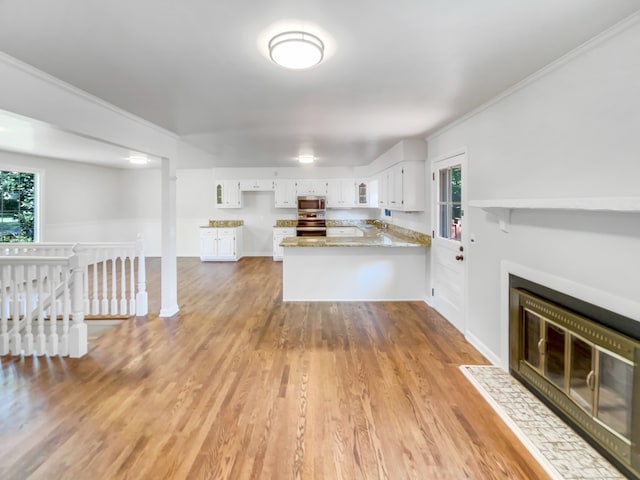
left=327, top=179, right=356, bottom=208
left=377, top=170, right=390, bottom=208
left=215, top=180, right=242, bottom=208
left=375, top=161, right=424, bottom=211
left=295, top=179, right=328, bottom=196
left=274, top=179, right=297, bottom=208
left=239, top=179, right=274, bottom=191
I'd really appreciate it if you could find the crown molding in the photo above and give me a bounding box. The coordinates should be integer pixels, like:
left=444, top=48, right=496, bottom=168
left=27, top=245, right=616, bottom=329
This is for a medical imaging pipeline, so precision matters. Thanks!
left=0, top=51, right=178, bottom=140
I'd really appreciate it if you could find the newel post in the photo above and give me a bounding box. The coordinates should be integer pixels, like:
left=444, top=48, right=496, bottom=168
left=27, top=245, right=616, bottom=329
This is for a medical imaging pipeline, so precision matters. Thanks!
left=68, top=250, right=87, bottom=358
left=135, top=234, right=148, bottom=316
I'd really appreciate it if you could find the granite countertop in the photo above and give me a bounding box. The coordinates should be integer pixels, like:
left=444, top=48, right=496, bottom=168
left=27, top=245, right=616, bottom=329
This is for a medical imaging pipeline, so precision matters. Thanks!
left=202, top=220, right=244, bottom=228
left=274, top=220, right=297, bottom=227
left=280, top=231, right=427, bottom=248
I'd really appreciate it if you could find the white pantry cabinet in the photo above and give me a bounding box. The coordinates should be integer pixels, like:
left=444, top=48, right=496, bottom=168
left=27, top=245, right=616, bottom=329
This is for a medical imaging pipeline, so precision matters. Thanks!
left=215, top=180, right=242, bottom=208
left=274, top=180, right=297, bottom=208
left=200, top=227, right=242, bottom=261
left=273, top=227, right=296, bottom=261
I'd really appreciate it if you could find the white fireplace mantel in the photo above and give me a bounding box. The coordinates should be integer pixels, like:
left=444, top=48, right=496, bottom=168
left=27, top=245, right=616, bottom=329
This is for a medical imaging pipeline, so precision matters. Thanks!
left=469, top=197, right=640, bottom=232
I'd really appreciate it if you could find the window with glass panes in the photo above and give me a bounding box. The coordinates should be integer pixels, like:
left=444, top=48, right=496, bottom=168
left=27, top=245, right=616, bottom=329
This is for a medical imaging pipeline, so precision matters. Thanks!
left=0, top=170, right=36, bottom=242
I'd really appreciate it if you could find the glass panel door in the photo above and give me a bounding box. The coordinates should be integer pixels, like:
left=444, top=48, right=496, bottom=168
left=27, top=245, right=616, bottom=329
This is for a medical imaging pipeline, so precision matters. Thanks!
left=569, top=335, right=594, bottom=412
left=523, top=310, right=542, bottom=370
left=596, top=349, right=633, bottom=440
left=437, top=165, right=462, bottom=241
left=545, top=322, right=566, bottom=390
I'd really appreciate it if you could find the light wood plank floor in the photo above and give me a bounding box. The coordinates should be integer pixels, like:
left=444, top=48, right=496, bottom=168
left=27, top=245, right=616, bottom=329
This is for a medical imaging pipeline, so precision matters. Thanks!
left=0, top=257, right=550, bottom=479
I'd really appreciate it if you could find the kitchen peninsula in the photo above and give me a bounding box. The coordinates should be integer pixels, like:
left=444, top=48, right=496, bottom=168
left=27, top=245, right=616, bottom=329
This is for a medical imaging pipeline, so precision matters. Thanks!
left=281, top=226, right=430, bottom=301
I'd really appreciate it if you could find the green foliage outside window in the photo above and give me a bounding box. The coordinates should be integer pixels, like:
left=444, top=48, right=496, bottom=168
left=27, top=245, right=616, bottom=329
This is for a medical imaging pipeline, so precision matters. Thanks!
left=0, top=170, right=36, bottom=242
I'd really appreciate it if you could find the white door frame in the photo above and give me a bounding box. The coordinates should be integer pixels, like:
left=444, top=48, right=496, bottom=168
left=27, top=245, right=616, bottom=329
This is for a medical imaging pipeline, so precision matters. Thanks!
left=430, top=147, right=468, bottom=334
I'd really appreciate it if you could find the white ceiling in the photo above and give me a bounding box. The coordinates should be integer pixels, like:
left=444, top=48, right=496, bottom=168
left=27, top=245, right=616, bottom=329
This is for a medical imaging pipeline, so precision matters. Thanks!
left=0, top=0, right=638, bottom=169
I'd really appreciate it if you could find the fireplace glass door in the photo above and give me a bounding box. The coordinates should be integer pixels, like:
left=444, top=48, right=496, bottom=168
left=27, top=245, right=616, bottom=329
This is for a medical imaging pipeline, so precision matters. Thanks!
left=569, top=334, right=594, bottom=412
left=523, top=310, right=541, bottom=369
left=596, top=349, right=633, bottom=439
left=545, top=322, right=565, bottom=390
left=511, top=287, right=639, bottom=477
left=521, top=308, right=633, bottom=442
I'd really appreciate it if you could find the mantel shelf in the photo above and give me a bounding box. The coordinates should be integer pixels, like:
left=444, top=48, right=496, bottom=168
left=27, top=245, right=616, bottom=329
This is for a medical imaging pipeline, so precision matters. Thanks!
left=469, top=197, right=640, bottom=232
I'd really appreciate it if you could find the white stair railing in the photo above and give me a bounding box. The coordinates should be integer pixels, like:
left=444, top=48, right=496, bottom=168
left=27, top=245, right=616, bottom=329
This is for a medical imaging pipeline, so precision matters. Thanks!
left=0, top=255, right=82, bottom=357
left=0, top=236, right=147, bottom=358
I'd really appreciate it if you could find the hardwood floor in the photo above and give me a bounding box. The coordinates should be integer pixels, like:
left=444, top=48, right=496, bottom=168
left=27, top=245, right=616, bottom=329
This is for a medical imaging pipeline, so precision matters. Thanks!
left=0, top=257, right=550, bottom=480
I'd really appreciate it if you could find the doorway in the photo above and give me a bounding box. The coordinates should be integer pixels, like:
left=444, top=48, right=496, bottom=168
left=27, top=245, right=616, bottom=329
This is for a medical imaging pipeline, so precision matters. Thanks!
left=431, top=150, right=467, bottom=333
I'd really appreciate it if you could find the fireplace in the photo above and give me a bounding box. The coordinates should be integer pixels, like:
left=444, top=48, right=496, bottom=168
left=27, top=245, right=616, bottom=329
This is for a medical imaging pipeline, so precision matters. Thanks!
left=508, top=276, right=640, bottom=479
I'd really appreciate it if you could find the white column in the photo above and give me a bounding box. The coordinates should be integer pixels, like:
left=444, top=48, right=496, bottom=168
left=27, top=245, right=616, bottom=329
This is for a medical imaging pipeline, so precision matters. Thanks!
left=160, top=157, right=179, bottom=317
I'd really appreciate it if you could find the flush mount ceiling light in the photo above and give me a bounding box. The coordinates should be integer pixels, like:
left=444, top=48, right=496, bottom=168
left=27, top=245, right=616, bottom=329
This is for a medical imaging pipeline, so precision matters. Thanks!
left=298, top=154, right=315, bottom=164
left=269, top=31, right=324, bottom=69
left=128, top=154, right=149, bottom=165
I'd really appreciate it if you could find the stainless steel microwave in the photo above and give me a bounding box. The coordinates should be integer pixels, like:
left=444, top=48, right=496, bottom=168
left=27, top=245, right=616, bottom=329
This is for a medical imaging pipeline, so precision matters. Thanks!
left=297, top=196, right=326, bottom=211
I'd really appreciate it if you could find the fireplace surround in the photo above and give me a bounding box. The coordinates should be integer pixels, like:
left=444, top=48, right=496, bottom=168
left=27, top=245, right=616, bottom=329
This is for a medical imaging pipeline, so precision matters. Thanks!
left=509, top=275, right=640, bottom=479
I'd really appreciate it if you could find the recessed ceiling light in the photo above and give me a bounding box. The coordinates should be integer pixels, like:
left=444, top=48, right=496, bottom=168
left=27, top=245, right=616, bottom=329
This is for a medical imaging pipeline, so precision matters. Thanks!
left=298, top=154, right=315, bottom=164
left=128, top=154, right=149, bottom=165
left=269, top=31, right=324, bottom=70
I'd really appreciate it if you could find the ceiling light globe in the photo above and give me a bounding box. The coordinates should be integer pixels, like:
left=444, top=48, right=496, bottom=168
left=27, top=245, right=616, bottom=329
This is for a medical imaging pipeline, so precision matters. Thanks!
left=298, top=154, right=315, bottom=164
left=269, top=31, right=324, bottom=70
left=128, top=155, right=149, bottom=165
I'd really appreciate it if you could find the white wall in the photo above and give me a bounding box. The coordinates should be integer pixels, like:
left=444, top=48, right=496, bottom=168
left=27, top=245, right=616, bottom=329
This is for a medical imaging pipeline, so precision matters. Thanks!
left=427, top=16, right=640, bottom=366
left=0, top=150, right=135, bottom=242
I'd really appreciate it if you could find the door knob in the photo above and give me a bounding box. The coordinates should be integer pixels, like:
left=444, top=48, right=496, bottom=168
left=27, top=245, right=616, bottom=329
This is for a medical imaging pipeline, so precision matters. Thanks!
left=455, top=254, right=464, bottom=261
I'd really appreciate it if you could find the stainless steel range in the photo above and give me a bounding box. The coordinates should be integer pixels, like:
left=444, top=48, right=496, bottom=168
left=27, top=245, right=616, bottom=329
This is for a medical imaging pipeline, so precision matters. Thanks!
left=296, top=196, right=326, bottom=236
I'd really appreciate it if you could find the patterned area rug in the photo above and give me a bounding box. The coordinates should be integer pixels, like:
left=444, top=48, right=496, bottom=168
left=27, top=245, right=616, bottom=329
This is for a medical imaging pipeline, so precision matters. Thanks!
left=460, top=365, right=625, bottom=480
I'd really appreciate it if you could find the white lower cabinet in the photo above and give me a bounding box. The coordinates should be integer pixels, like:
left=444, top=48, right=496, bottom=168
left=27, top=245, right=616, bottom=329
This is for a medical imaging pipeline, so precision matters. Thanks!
left=200, top=227, right=242, bottom=261
left=273, top=227, right=296, bottom=261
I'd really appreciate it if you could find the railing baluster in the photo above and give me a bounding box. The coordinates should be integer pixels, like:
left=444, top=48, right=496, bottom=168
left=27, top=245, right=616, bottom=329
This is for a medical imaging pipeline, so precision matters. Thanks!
left=120, top=250, right=127, bottom=315
left=129, top=253, right=136, bottom=315
left=35, top=264, right=46, bottom=355
left=47, top=263, right=59, bottom=356
left=59, top=268, right=70, bottom=357
left=83, top=261, right=90, bottom=316
left=110, top=252, right=118, bottom=315
left=23, top=265, right=35, bottom=355
left=136, top=235, right=148, bottom=316
left=91, top=252, right=99, bottom=315
left=11, top=265, right=22, bottom=355
left=101, top=257, right=108, bottom=315
left=0, top=265, right=9, bottom=355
